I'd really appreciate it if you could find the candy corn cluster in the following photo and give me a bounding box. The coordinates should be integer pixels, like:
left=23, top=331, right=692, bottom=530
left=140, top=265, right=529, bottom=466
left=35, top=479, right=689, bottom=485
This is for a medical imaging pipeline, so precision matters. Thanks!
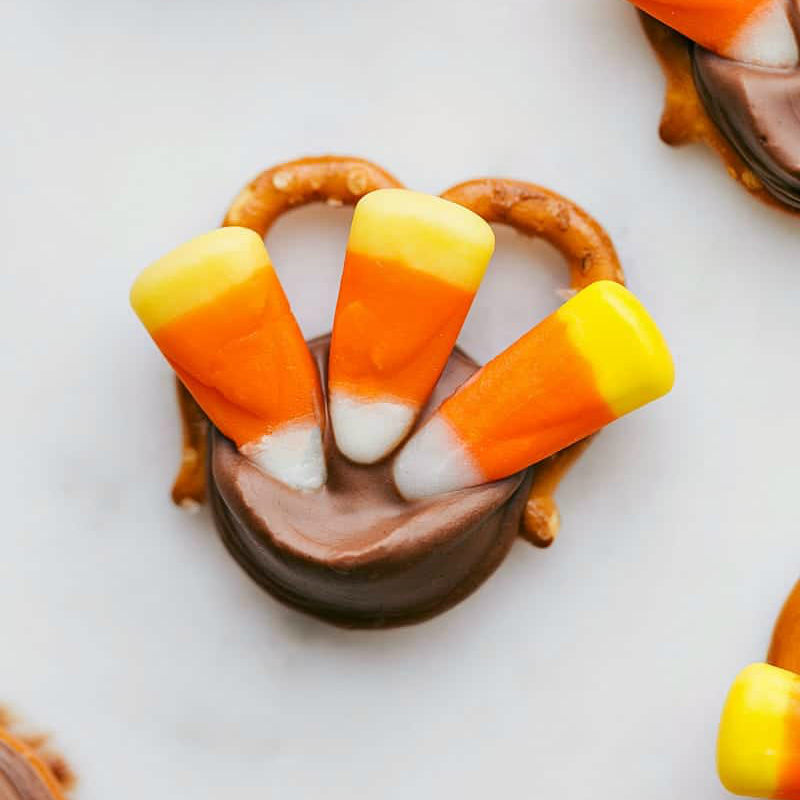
left=131, top=188, right=674, bottom=495
left=718, top=663, right=800, bottom=798
left=628, top=0, right=798, bottom=67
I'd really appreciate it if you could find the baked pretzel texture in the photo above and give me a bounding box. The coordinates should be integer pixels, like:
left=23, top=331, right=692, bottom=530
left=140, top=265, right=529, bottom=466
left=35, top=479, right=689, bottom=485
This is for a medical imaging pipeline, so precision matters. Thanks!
left=640, top=13, right=800, bottom=216
left=170, top=155, right=625, bottom=547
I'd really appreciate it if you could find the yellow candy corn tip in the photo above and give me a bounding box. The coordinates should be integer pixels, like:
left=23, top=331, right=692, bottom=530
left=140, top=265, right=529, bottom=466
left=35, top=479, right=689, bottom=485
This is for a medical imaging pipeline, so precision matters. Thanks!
left=556, top=281, right=675, bottom=417
left=717, top=663, right=796, bottom=798
left=130, top=227, right=271, bottom=332
left=347, top=188, right=495, bottom=292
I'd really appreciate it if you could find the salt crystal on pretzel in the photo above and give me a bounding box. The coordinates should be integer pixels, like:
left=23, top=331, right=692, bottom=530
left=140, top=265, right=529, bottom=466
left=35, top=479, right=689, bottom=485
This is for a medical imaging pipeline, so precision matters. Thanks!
left=717, top=663, right=800, bottom=798
left=393, top=281, right=673, bottom=500
left=130, top=227, right=326, bottom=490
left=628, top=0, right=798, bottom=67
left=328, top=188, right=494, bottom=464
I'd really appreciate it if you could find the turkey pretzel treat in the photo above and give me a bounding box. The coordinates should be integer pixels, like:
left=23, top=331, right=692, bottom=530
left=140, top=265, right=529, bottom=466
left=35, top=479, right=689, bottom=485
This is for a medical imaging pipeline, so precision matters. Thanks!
left=627, top=1, right=800, bottom=213
left=133, top=155, right=673, bottom=627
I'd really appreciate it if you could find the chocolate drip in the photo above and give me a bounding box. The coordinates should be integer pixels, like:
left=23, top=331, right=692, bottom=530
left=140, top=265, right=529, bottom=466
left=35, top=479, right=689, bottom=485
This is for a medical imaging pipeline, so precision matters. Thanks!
left=693, top=46, right=800, bottom=208
left=0, top=743, right=57, bottom=800
left=209, top=335, right=532, bottom=627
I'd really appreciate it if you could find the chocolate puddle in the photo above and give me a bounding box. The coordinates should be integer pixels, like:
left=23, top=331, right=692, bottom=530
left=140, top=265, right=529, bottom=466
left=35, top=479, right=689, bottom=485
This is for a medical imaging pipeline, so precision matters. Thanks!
left=209, top=334, right=532, bottom=627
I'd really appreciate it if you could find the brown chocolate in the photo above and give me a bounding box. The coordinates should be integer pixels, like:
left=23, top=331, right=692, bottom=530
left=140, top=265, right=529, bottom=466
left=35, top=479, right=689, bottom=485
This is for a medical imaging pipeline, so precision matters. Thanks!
left=209, top=335, right=532, bottom=627
left=693, top=47, right=800, bottom=209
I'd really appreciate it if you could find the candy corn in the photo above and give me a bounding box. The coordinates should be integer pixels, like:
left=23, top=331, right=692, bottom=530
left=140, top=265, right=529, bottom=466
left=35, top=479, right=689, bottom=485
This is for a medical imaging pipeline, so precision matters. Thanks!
left=328, top=188, right=494, bottom=464
left=393, top=281, right=673, bottom=500
left=717, top=663, right=800, bottom=798
left=628, top=0, right=798, bottom=67
left=130, top=227, right=326, bottom=490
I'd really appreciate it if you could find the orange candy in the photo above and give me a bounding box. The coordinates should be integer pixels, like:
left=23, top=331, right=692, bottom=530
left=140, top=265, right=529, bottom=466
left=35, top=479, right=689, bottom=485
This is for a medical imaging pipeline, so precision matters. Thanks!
left=628, top=0, right=798, bottom=67
left=439, top=312, right=616, bottom=482
left=329, top=251, right=474, bottom=405
left=131, top=228, right=326, bottom=490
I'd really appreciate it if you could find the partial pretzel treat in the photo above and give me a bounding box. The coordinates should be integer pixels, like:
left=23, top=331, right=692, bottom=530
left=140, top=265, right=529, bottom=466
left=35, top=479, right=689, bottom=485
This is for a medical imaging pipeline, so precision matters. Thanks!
left=636, top=10, right=800, bottom=212
left=0, top=716, right=73, bottom=800
left=144, top=155, right=667, bottom=626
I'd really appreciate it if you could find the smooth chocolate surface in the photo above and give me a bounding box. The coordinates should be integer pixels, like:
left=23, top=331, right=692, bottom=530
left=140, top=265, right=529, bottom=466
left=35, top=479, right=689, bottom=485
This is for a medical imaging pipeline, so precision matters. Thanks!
left=693, top=46, right=800, bottom=208
left=0, top=742, right=56, bottom=800
left=209, top=335, right=531, bottom=627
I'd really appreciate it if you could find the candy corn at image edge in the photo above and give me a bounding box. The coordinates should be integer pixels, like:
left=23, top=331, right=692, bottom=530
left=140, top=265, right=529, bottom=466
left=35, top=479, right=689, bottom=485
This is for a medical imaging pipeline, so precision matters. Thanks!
left=328, top=188, right=494, bottom=464
left=718, top=663, right=800, bottom=799
left=627, top=0, right=797, bottom=67
left=393, top=280, right=674, bottom=500
left=130, top=227, right=326, bottom=490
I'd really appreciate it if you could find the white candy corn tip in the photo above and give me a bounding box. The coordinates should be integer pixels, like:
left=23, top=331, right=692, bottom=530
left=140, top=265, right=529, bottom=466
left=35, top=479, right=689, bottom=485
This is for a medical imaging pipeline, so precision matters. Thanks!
left=330, top=393, right=415, bottom=464
left=240, top=422, right=326, bottom=491
left=732, top=1, right=798, bottom=67
left=393, top=416, right=483, bottom=500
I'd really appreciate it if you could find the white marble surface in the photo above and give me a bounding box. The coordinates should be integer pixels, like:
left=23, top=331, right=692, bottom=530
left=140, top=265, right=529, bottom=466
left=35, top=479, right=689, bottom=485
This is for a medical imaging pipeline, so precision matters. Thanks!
left=2, top=0, right=799, bottom=797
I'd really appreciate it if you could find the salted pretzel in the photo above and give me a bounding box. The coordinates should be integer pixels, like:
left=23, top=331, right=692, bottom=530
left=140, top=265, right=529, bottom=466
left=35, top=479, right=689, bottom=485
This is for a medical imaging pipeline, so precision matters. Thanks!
left=170, top=155, right=626, bottom=547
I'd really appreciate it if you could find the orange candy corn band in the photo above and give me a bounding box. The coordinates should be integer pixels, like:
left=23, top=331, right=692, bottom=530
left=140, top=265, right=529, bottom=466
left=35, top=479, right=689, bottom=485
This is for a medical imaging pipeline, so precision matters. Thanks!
left=329, top=251, right=474, bottom=405
left=779, top=701, right=800, bottom=799
left=632, top=0, right=767, bottom=54
left=170, top=157, right=624, bottom=548
left=153, top=266, right=321, bottom=447
left=439, top=312, right=616, bottom=481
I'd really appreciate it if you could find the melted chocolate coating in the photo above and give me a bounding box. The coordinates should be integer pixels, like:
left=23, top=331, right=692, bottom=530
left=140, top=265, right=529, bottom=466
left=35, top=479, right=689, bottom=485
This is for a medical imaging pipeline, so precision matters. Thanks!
left=693, top=46, right=800, bottom=208
left=209, top=335, right=532, bottom=627
left=0, top=743, right=56, bottom=800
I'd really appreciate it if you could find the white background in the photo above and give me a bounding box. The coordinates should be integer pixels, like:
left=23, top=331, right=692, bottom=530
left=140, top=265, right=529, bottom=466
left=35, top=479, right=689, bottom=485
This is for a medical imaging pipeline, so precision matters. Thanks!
left=2, top=0, right=798, bottom=797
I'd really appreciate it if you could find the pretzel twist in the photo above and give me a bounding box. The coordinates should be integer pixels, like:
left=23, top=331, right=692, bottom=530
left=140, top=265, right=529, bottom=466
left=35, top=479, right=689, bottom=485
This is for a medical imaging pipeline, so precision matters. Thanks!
left=172, top=158, right=625, bottom=549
